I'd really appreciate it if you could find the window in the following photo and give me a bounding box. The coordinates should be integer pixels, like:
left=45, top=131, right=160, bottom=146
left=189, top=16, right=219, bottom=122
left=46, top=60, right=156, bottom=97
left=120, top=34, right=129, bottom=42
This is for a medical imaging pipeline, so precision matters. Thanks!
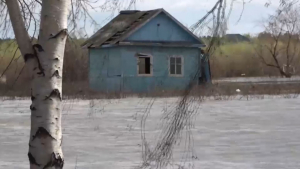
left=137, top=53, right=152, bottom=76
left=170, top=56, right=183, bottom=76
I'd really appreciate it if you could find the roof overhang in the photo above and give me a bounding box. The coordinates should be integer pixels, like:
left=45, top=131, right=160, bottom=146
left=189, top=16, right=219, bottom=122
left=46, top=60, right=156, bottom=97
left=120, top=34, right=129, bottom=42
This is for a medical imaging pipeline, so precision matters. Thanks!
left=119, top=41, right=206, bottom=48
left=88, top=41, right=206, bottom=49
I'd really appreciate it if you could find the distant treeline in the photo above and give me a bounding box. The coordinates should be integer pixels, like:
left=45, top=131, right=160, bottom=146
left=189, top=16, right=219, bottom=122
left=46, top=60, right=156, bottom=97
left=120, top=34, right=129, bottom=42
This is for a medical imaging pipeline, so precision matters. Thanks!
left=1, top=32, right=300, bottom=96
left=0, top=37, right=88, bottom=96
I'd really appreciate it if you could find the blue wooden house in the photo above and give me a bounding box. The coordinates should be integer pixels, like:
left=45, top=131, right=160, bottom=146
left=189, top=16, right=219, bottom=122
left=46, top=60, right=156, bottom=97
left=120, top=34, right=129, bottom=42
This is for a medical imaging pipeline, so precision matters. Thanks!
left=82, top=8, right=211, bottom=93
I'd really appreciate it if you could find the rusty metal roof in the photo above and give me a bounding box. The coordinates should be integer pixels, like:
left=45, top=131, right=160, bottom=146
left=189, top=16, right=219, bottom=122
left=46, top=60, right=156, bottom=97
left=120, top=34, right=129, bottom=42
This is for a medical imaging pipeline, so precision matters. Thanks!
left=82, top=8, right=205, bottom=48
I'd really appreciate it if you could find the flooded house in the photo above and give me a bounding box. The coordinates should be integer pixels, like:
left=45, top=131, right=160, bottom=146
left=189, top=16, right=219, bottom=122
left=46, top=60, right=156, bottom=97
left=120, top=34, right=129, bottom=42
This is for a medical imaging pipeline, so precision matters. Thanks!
left=82, top=8, right=211, bottom=92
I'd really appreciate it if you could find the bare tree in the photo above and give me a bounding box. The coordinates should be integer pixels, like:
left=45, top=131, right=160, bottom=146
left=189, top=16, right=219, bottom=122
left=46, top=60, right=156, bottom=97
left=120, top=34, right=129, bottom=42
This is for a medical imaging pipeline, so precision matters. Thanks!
left=139, top=0, right=300, bottom=168
left=256, top=3, right=300, bottom=77
left=190, top=0, right=296, bottom=53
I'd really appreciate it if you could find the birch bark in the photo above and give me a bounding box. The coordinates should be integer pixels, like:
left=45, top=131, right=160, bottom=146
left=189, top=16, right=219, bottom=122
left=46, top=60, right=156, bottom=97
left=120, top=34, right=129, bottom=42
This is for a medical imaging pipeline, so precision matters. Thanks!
left=6, top=0, right=70, bottom=168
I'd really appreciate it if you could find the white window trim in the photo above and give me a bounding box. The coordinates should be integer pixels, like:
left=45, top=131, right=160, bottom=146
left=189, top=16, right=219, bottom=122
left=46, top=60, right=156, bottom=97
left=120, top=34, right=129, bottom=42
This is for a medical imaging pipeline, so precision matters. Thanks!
left=169, top=55, right=184, bottom=77
left=136, top=53, right=153, bottom=77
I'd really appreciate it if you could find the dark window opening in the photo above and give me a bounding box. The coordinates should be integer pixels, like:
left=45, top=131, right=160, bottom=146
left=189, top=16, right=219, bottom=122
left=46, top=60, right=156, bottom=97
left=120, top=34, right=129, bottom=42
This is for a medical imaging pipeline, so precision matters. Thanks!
left=138, top=57, right=151, bottom=74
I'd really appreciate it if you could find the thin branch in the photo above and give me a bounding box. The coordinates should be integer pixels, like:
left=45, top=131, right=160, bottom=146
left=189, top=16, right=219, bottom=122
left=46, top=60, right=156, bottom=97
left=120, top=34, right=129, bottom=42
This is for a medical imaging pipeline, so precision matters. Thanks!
left=34, top=0, right=42, bottom=6
left=190, top=0, right=221, bottom=32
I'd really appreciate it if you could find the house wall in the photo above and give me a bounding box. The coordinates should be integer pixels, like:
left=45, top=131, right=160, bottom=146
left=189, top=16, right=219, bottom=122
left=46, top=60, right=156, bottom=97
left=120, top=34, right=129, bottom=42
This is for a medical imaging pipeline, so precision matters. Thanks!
left=89, top=47, right=122, bottom=92
left=124, top=13, right=199, bottom=43
left=89, top=46, right=202, bottom=92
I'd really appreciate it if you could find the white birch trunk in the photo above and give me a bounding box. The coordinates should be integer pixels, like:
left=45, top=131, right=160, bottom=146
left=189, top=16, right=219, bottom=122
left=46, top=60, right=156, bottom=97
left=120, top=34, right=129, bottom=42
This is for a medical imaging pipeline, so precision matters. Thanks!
left=6, top=0, right=70, bottom=168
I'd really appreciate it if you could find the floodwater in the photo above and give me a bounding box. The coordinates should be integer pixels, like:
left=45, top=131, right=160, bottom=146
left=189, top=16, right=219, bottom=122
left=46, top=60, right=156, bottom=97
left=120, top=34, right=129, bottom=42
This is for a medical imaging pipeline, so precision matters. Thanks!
left=0, top=97, right=300, bottom=169
left=213, top=76, right=300, bottom=84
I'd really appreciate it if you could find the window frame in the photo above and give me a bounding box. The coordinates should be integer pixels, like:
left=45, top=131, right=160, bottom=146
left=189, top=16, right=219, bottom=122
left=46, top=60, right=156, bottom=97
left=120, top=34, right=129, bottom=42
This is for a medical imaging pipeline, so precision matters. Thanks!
left=136, top=53, right=153, bottom=77
left=169, top=55, right=184, bottom=77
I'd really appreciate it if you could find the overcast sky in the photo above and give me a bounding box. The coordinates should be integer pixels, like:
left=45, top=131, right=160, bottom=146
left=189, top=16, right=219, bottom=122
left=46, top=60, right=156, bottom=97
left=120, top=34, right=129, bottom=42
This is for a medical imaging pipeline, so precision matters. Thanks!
left=86, top=0, right=280, bottom=36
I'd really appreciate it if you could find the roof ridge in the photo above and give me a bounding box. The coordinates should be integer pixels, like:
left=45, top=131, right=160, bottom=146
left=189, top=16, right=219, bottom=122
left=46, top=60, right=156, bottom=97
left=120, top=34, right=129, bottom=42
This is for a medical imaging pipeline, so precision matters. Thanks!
left=119, top=10, right=141, bottom=14
left=102, top=11, right=155, bottom=45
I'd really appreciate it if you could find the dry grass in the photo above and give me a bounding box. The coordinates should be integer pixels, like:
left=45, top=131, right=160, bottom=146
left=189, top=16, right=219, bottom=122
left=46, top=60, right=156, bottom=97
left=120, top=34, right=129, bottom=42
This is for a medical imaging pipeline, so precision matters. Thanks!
left=1, top=80, right=300, bottom=100
left=210, top=41, right=300, bottom=78
left=1, top=38, right=300, bottom=100
left=0, top=83, right=300, bottom=100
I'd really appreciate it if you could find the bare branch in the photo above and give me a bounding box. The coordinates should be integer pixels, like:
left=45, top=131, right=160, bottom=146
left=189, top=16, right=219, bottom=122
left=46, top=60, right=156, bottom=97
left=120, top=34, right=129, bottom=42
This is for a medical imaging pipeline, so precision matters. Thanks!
left=190, top=0, right=220, bottom=32
left=6, top=0, right=33, bottom=57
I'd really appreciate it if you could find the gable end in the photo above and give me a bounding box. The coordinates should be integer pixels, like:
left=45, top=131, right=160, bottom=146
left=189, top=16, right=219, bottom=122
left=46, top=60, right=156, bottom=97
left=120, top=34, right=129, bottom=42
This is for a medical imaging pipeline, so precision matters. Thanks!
left=122, top=10, right=204, bottom=45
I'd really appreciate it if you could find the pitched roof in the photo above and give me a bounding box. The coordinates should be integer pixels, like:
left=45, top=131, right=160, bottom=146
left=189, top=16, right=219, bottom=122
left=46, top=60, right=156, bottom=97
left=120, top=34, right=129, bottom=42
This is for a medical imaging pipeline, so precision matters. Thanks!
left=82, top=9, right=205, bottom=48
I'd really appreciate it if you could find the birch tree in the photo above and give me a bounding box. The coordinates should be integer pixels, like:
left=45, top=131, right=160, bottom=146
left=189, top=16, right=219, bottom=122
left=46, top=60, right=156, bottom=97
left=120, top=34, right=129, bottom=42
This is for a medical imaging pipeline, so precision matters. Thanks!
left=5, top=0, right=69, bottom=168
left=0, top=0, right=136, bottom=168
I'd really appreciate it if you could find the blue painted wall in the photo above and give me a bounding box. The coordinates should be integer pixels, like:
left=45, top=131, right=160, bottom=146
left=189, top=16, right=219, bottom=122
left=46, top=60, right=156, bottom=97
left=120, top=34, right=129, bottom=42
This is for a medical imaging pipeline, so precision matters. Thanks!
left=125, top=13, right=200, bottom=43
left=89, top=46, right=202, bottom=92
left=89, top=47, right=122, bottom=92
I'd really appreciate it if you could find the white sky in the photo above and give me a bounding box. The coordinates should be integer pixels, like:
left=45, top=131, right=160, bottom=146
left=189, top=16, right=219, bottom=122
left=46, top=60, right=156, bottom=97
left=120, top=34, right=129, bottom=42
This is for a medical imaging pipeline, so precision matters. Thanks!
left=86, top=0, right=280, bottom=36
